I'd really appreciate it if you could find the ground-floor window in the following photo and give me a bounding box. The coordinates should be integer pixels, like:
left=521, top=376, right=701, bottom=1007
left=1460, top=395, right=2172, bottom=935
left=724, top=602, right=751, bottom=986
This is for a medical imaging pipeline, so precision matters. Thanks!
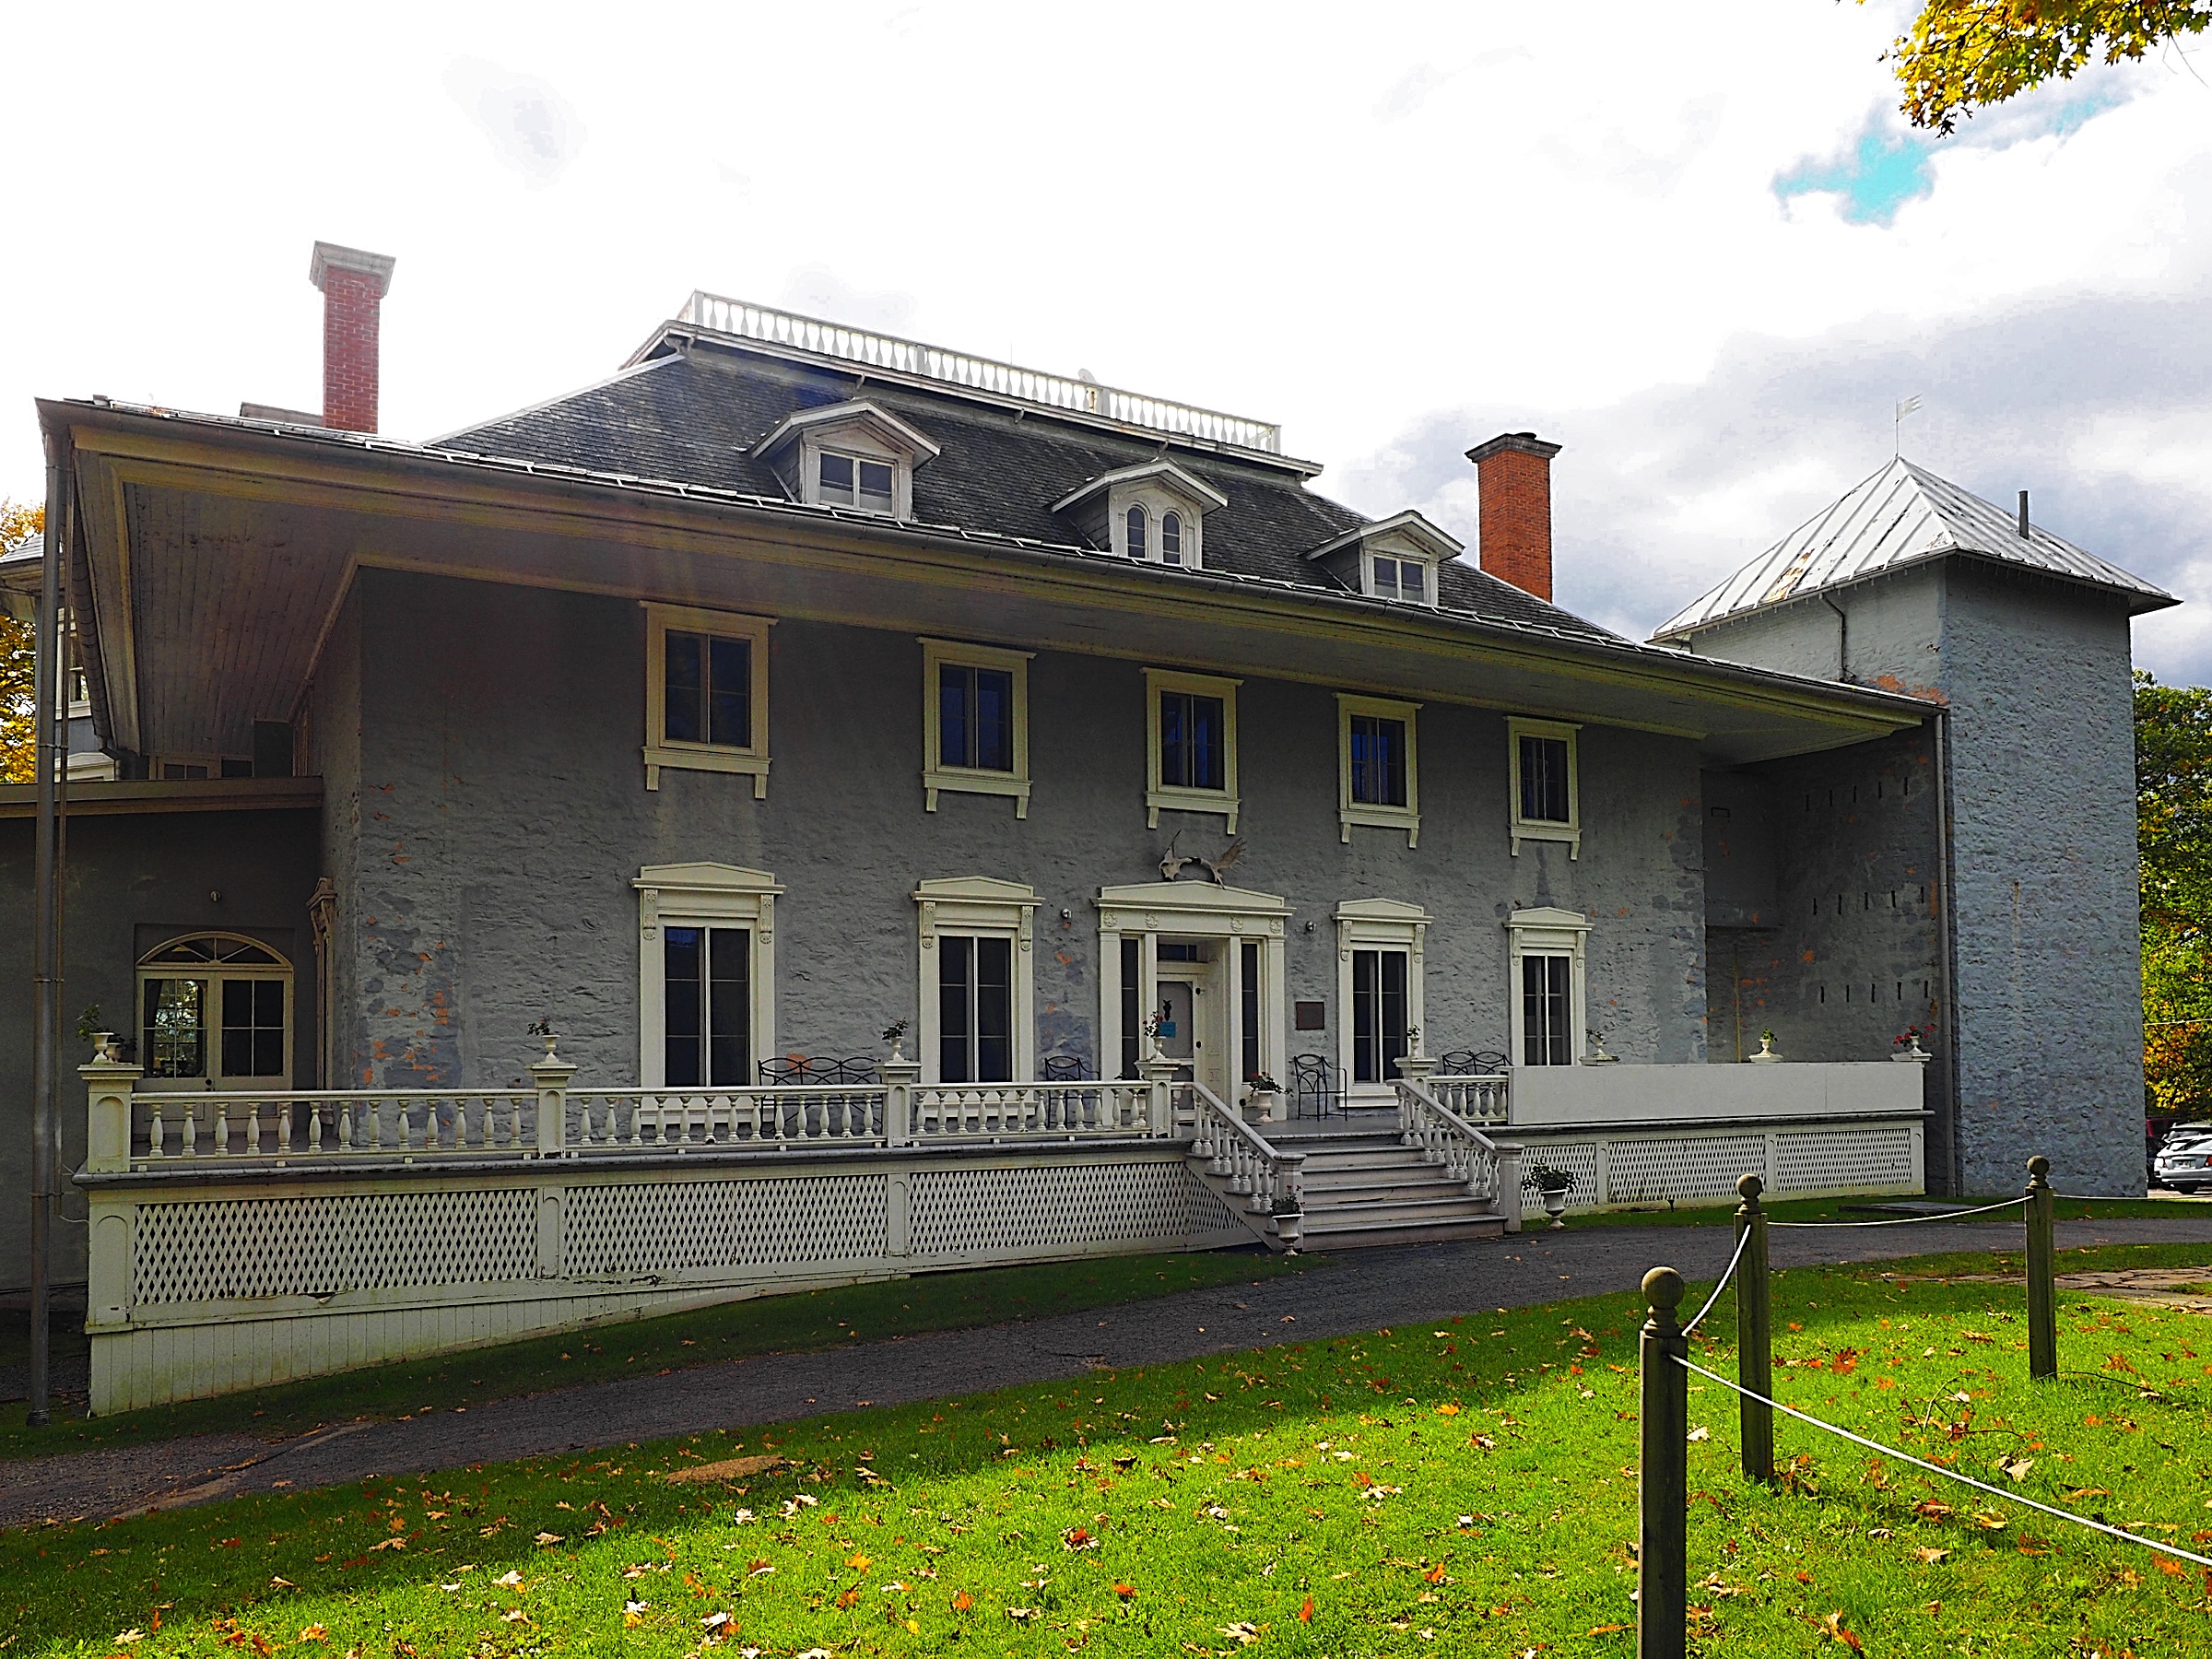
left=664, top=924, right=751, bottom=1087
left=938, top=934, right=1014, bottom=1083
left=137, top=933, right=292, bottom=1087
left=1350, top=947, right=1409, bottom=1083
left=1520, top=953, right=1574, bottom=1066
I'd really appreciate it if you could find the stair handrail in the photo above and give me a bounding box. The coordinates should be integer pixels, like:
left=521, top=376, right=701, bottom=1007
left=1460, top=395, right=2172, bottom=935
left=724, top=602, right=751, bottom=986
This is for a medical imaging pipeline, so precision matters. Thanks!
left=1187, top=1078, right=1307, bottom=1220
left=1393, top=1076, right=1523, bottom=1231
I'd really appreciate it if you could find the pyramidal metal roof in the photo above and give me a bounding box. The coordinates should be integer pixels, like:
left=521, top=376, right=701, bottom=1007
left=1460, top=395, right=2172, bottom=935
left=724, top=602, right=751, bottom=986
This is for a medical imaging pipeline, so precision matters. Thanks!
left=1651, top=457, right=2176, bottom=641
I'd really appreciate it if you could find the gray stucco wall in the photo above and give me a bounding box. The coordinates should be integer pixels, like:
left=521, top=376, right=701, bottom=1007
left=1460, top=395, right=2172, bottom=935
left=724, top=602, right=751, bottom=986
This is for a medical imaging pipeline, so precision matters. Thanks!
left=1683, top=554, right=2146, bottom=1195
left=0, top=807, right=322, bottom=1284
left=322, top=569, right=1709, bottom=1092
left=1940, top=563, right=2144, bottom=1196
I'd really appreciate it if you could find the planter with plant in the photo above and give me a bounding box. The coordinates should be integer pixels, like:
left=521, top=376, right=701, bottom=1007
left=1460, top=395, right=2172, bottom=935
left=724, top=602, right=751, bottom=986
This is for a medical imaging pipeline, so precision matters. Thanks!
left=1521, top=1164, right=1578, bottom=1229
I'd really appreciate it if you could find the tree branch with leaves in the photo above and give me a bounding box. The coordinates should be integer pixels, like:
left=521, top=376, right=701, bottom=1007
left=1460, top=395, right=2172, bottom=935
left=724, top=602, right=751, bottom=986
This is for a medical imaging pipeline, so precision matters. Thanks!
left=1884, top=1, right=2212, bottom=133
left=0, top=499, right=45, bottom=785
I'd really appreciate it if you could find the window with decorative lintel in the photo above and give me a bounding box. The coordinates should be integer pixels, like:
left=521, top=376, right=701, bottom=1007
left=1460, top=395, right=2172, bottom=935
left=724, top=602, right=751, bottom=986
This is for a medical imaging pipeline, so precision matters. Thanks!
left=1508, top=716, right=1580, bottom=858
left=1506, top=906, right=1590, bottom=1066
left=635, top=864, right=782, bottom=1088
left=1335, top=899, right=1429, bottom=1102
left=641, top=604, right=772, bottom=794
left=920, top=638, right=1033, bottom=818
left=914, top=877, right=1038, bottom=1085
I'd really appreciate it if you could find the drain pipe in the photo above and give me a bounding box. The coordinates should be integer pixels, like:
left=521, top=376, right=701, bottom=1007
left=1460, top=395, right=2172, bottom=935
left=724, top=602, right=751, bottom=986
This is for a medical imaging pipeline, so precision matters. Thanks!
left=1931, top=707, right=1963, bottom=1198
left=27, top=442, right=64, bottom=1427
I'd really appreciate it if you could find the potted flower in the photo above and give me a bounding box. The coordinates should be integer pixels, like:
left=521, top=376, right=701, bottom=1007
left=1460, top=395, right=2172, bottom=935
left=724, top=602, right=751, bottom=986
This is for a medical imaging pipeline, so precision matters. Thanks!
left=1242, top=1071, right=1283, bottom=1123
left=1891, top=1025, right=1931, bottom=1063
left=1748, top=1029, right=1783, bottom=1064
left=882, top=1018, right=911, bottom=1063
left=1522, top=1164, right=1577, bottom=1229
left=1270, top=1188, right=1303, bottom=1250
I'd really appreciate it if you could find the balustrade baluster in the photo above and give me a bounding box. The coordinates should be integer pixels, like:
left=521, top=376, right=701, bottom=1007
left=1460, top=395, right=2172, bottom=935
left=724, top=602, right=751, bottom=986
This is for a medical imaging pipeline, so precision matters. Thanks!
left=147, top=1098, right=165, bottom=1159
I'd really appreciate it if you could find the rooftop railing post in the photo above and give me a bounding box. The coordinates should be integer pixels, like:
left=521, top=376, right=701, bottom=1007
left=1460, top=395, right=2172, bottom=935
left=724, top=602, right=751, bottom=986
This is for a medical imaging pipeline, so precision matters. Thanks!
left=528, top=1036, right=576, bottom=1158
left=1638, top=1265, right=1688, bottom=1659
left=1734, top=1173, right=1772, bottom=1483
left=2026, top=1155, right=2057, bottom=1380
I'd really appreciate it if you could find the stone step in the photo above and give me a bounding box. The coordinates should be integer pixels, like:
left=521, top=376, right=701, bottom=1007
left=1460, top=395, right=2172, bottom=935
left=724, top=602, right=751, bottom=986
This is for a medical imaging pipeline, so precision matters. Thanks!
left=1300, top=1193, right=1497, bottom=1224
left=1301, top=1173, right=1473, bottom=1206
left=1297, top=1212, right=1509, bottom=1249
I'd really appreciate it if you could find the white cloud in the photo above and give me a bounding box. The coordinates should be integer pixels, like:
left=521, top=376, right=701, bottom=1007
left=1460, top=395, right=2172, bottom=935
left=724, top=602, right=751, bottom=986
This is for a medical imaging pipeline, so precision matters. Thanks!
left=3, top=0, right=2210, bottom=677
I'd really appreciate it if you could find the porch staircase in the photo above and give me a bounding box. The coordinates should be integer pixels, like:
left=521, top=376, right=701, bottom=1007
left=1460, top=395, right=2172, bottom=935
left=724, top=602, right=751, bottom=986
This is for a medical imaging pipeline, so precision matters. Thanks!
left=1265, top=1114, right=1512, bottom=1249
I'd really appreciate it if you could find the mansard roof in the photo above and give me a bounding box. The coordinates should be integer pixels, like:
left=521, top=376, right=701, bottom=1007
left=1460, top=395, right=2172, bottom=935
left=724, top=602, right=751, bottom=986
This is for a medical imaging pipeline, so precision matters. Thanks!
left=1652, top=456, right=2176, bottom=641
left=434, top=311, right=1621, bottom=646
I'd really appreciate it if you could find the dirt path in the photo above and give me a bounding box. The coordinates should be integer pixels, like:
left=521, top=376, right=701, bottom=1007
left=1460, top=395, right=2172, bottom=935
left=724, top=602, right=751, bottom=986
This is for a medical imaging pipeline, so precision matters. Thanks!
left=7, top=1215, right=2209, bottom=1530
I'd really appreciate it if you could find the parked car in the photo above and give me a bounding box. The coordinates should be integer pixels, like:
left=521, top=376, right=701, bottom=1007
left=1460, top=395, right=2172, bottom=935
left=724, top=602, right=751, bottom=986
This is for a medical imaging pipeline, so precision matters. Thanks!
left=2153, top=1123, right=2212, bottom=1193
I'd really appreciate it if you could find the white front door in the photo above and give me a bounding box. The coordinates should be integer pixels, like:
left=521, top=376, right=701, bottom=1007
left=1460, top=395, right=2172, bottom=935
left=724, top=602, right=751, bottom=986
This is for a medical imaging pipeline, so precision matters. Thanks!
left=1156, top=956, right=1230, bottom=1102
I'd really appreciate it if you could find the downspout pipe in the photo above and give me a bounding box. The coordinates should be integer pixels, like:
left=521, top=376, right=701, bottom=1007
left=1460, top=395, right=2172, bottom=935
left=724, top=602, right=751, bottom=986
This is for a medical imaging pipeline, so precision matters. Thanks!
left=1932, top=707, right=1963, bottom=1198
left=28, top=443, right=64, bottom=1427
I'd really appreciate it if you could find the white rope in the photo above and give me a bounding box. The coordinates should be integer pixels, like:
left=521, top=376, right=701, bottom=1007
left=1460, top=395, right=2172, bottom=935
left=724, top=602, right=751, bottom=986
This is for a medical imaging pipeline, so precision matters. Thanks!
left=1770, top=1196, right=2026, bottom=1230
left=1679, top=1225, right=1752, bottom=1337
left=1677, top=1357, right=2212, bottom=1571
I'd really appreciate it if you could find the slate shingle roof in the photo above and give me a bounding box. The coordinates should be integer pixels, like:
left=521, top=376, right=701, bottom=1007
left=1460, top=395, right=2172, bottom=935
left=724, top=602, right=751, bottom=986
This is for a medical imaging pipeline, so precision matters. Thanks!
left=436, top=335, right=1622, bottom=645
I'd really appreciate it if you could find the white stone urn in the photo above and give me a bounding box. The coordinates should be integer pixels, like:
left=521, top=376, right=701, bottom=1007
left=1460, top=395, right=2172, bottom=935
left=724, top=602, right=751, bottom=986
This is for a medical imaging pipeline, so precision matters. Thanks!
left=1748, top=1032, right=1783, bottom=1064
left=1891, top=1033, right=1932, bottom=1064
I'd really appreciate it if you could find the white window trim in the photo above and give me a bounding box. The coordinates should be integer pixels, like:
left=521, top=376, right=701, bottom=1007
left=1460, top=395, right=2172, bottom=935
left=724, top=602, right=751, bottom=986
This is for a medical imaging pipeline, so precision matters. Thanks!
left=135, top=932, right=296, bottom=1092
left=914, top=877, right=1039, bottom=1085
left=1336, top=693, right=1421, bottom=846
left=1334, top=899, right=1429, bottom=1102
left=813, top=445, right=901, bottom=517
left=1144, top=666, right=1241, bottom=830
left=1365, top=549, right=1437, bottom=608
left=1094, top=880, right=1291, bottom=1095
left=641, top=603, right=773, bottom=794
left=1508, top=715, right=1581, bottom=859
left=1506, top=905, right=1591, bottom=1067
left=920, top=637, right=1033, bottom=818
left=635, top=864, right=782, bottom=1089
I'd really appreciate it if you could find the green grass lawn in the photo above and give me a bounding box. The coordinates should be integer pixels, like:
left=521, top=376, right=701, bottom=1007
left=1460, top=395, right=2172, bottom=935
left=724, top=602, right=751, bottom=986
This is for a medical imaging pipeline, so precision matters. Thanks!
left=0, top=1251, right=1315, bottom=1461
left=10, top=1239, right=2212, bottom=1657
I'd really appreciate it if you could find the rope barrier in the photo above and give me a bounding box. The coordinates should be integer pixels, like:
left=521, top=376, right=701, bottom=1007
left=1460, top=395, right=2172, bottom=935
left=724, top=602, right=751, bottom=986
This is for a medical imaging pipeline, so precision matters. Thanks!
left=1677, top=1356, right=2212, bottom=1571
left=1679, top=1225, right=1751, bottom=1337
left=1770, top=1196, right=2026, bottom=1230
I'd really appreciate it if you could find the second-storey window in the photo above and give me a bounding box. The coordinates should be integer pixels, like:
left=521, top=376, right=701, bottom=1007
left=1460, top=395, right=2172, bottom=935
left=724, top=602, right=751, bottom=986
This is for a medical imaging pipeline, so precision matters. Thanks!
left=921, top=639, right=1033, bottom=817
left=664, top=631, right=749, bottom=747
left=819, top=452, right=895, bottom=514
left=941, top=664, right=1014, bottom=771
left=1159, top=690, right=1225, bottom=792
left=663, top=924, right=751, bottom=1087
left=642, top=605, right=773, bottom=793
left=1349, top=712, right=1406, bottom=807
left=1161, top=512, right=1183, bottom=564
left=1127, top=504, right=1148, bottom=559
left=1507, top=716, right=1581, bottom=857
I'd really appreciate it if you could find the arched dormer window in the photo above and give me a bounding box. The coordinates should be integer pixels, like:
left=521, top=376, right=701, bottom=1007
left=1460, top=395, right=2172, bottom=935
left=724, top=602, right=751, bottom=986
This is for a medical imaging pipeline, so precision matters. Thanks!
left=1126, top=505, right=1148, bottom=559
left=1161, top=512, right=1182, bottom=565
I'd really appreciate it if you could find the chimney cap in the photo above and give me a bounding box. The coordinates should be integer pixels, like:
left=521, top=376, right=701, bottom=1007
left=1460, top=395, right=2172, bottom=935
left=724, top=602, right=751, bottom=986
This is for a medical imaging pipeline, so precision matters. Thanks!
left=1465, top=430, right=1562, bottom=465
left=309, top=241, right=396, bottom=298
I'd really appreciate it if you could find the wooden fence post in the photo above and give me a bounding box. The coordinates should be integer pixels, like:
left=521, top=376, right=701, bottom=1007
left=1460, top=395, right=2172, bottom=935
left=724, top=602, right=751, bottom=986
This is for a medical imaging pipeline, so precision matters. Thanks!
left=1639, top=1265, right=1688, bottom=1659
left=2026, top=1154, right=2056, bottom=1381
left=1734, top=1173, right=1772, bottom=1483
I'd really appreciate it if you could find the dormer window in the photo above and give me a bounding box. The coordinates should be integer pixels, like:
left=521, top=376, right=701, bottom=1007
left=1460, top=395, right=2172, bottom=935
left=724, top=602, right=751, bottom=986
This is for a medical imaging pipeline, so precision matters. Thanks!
left=752, top=399, right=940, bottom=524
left=1304, top=510, right=1462, bottom=611
left=1052, top=460, right=1228, bottom=570
left=820, top=452, right=895, bottom=514
left=1371, top=554, right=1427, bottom=605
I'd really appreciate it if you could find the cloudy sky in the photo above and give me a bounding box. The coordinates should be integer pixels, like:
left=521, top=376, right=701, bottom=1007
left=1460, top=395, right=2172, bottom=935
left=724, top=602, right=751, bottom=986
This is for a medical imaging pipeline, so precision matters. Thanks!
left=5, top=2, right=2209, bottom=675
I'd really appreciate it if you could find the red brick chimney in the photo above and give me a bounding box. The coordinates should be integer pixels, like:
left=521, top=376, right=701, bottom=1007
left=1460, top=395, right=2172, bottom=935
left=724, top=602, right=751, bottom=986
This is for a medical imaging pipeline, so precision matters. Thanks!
left=308, top=241, right=396, bottom=433
left=1465, top=431, right=1562, bottom=602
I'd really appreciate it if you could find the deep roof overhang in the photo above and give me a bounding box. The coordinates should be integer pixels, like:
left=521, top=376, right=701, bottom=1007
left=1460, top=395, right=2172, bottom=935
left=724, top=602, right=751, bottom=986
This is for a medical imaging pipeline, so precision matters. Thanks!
left=41, top=397, right=1936, bottom=769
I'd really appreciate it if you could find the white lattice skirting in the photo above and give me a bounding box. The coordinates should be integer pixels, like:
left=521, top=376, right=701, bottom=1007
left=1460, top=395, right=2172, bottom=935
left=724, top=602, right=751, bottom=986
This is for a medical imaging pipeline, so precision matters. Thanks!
left=1512, top=1120, right=1924, bottom=1217
left=84, top=1148, right=1251, bottom=1414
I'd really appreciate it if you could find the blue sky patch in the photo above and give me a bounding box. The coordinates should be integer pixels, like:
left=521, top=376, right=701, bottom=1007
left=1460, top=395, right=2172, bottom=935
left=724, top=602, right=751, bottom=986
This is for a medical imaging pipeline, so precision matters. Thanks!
left=1774, top=120, right=1936, bottom=226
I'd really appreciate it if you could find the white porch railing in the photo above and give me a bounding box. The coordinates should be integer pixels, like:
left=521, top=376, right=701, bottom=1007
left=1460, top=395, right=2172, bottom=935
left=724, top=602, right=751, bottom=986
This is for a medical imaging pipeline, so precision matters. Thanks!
left=1184, top=1079, right=1307, bottom=1236
left=85, top=1041, right=1180, bottom=1173
left=1422, top=1072, right=1511, bottom=1125
left=1392, top=1072, right=1524, bottom=1218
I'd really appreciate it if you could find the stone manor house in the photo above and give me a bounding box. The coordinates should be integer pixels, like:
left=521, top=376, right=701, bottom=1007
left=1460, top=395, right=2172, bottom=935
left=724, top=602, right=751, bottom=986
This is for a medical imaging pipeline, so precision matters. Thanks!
left=0, top=243, right=2172, bottom=1411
